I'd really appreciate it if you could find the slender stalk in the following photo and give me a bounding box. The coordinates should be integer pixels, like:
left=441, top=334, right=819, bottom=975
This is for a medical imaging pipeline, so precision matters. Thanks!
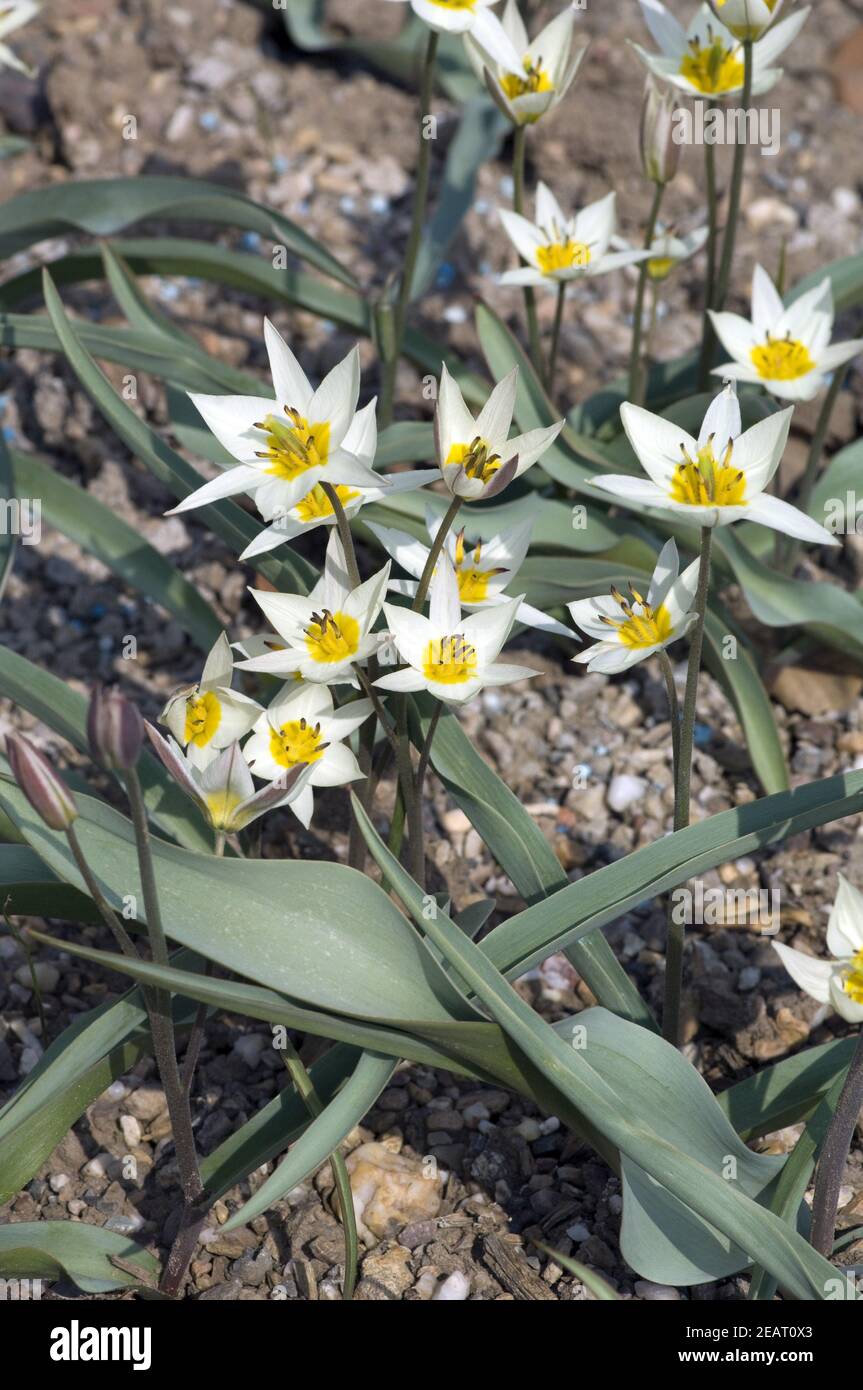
left=546, top=282, right=567, bottom=404
left=126, top=768, right=204, bottom=1295
left=413, top=496, right=463, bottom=611
left=810, top=1029, right=863, bottom=1256
left=713, top=44, right=753, bottom=314
left=663, top=527, right=712, bottom=1046
left=353, top=664, right=399, bottom=750
left=696, top=120, right=719, bottom=390
left=416, top=700, right=443, bottom=797
left=3, top=903, right=47, bottom=1038
left=379, top=31, right=439, bottom=428
left=280, top=1038, right=359, bottom=1299
left=65, top=824, right=140, bottom=960
left=180, top=833, right=224, bottom=1096
left=512, top=125, right=543, bottom=381
left=780, top=367, right=847, bottom=571
left=628, top=181, right=664, bottom=405
left=320, top=483, right=361, bottom=590
left=658, top=647, right=680, bottom=781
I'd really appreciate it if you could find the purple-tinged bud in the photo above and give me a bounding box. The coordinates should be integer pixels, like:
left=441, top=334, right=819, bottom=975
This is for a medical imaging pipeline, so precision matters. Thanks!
left=639, top=77, right=681, bottom=186
left=87, top=686, right=144, bottom=771
left=6, top=733, right=79, bottom=831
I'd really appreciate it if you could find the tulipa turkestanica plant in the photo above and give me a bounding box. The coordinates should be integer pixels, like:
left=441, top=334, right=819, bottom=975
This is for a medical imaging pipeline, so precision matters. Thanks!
left=1, top=0, right=863, bottom=1311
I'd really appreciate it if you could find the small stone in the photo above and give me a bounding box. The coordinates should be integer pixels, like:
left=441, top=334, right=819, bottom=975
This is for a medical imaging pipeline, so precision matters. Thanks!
left=635, top=1280, right=681, bottom=1300
left=433, top=1271, right=471, bottom=1300
left=738, top=966, right=761, bottom=992
left=607, top=774, right=648, bottom=814
left=233, top=1034, right=267, bottom=1067
left=566, top=1222, right=591, bottom=1243
left=360, top=1244, right=413, bottom=1297
left=346, top=1140, right=443, bottom=1244
left=515, top=1118, right=542, bottom=1143
left=120, top=1115, right=142, bottom=1148
left=15, top=962, right=60, bottom=993
left=49, top=1173, right=69, bottom=1193
left=125, top=1087, right=167, bottom=1123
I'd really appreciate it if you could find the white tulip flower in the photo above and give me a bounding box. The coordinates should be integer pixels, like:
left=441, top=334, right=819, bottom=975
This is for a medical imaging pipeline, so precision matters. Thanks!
left=236, top=532, right=390, bottom=686
left=375, top=551, right=538, bottom=704
left=167, top=319, right=384, bottom=523
left=467, top=0, right=587, bottom=127
left=595, top=383, right=838, bottom=545
left=383, top=0, right=518, bottom=68
left=243, top=682, right=373, bottom=829
left=613, top=224, right=709, bottom=283
left=368, top=511, right=571, bottom=637
left=435, top=364, right=563, bottom=501
left=708, top=0, right=785, bottom=41
left=145, top=728, right=310, bottom=834
left=773, top=876, right=863, bottom=1024
left=239, top=465, right=440, bottom=561
left=499, top=184, right=649, bottom=292
left=709, top=265, right=863, bottom=403
left=159, top=633, right=263, bottom=770
left=568, top=539, right=699, bottom=674
left=632, top=0, right=809, bottom=99
left=0, top=2, right=39, bottom=77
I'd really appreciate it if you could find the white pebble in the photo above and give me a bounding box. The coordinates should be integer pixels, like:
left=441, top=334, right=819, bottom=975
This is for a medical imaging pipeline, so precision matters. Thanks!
left=433, top=1271, right=471, bottom=1301
left=539, top=1116, right=560, bottom=1136
left=105, top=1080, right=128, bottom=1101
left=15, top=962, right=60, bottom=992
left=233, top=1034, right=267, bottom=1066
left=49, top=1173, right=69, bottom=1193
left=82, top=1158, right=106, bottom=1180
left=607, top=774, right=648, bottom=814
left=120, top=1115, right=142, bottom=1148
left=515, top=1118, right=542, bottom=1142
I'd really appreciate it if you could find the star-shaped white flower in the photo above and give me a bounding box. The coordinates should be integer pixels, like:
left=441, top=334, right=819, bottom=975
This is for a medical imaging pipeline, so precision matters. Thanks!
left=773, top=876, right=863, bottom=1024
left=383, top=0, right=519, bottom=68
left=709, top=265, right=863, bottom=402
left=375, top=551, right=538, bottom=704
left=243, top=681, right=373, bottom=829
left=594, top=383, right=838, bottom=545
left=499, top=183, right=649, bottom=292
left=368, top=510, right=571, bottom=637
left=613, top=223, right=709, bottom=283
left=0, top=2, right=39, bottom=77
left=239, top=464, right=440, bottom=561
left=159, top=633, right=263, bottom=770
left=167, top=319, right=385, bottom=523
left=568, top=539, right=699, bottom=674
left=467, top=0, right=587, bottom=127
left=435, top=364, right=563, bottom=501
left=145, top=728, right=310, bottom=834
left=632, top=0, right=809, bottom=99
left=236, top=532, right=390, bottom=685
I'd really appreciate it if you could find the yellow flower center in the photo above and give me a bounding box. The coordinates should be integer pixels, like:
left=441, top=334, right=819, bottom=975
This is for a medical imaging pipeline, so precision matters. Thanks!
left=750, top=335, right=816, bottom=382
left=452, top=531, right=505, bottom=604
left=647, top=256, right=676, bottom=281
left=599, top=584, right=674, bottom=649
left=293, top=482, right=359, bottom=525
left=679, top=35, right=744, bottom=94
left=255, top=407, right=330, bottom=482
left=423, top=635, right=479, bottom=685
left=669, top=440, right=746, bottom=508
left=304, top=609, right=360, bottom=664
left=269, top=717, right=326, bottom=769
left=184, top=691, right=221, bottom=747
left=429, top=0, right=476, bottom=8
left=536, top=239, right=591, bottom=273
left=446, top=436, right=502, bottom=485
left=501, top=57, right=554, bottom=102
left=203, top=788, right=244, bottom=831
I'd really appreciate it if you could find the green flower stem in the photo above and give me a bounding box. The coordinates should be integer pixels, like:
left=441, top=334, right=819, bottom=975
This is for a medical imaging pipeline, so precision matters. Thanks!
left=628, top=180, right=664, bottom=406
left=780, top=367, right=847, bottom=571
left=65, top=824, right=140, bottom=962
left=379, top=30, right=439, bottom=428
left=658, top=647, right=680, bottom=781
left=126, top=767, right=204, bottom=1295
left=413, top=495, right=463, bottom=612
left=697, top=118, right=720, bottom=390
left=416, top=700, right=443, bottom=798
left=713, top=44, right=753, bottom=314
left=810, top=1028, right=863, bottom=1256
left=280, top=1037, right=359, bottom=1299
left=180, top=831, right=224, bottom=1095
left=546, top=282, right=567, bottom=405
left=512, top=124, right=544, bottom=382
left=663, top=526, right=712, bottom=1046
left=320, top=483, right=361, bottom=589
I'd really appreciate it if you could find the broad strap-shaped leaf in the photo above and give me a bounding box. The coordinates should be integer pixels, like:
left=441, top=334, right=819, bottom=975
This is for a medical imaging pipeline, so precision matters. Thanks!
left=0, top=1222, right=160, bottom=1294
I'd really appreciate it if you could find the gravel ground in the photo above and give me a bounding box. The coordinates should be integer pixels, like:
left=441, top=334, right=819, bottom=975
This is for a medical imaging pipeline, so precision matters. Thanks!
left=1, top=0, right=863, bottom=1300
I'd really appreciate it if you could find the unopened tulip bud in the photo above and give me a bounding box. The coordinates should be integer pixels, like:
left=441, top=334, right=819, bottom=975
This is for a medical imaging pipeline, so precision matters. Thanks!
left=639, top=77, right=681, bottom=186
left=87, top=687, right=143, bottom=771
left=6, top=733, right=78, bottom=831
left=707, top=0, right=781, bottom=41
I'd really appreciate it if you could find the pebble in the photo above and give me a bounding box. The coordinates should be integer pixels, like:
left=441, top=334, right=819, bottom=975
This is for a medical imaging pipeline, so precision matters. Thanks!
left=738, top=966, right=761, bottom=992
left=607, top=774, right=648, bottom=814
left=432, top=1271, right=471, bottom=1301
left=566, top=1222, right=591, bottom=1243
left=634, top=1280, right=681, bottom=1300
left=515, top=1118, right=542, bottom=1142
left=120, top=1115, right=142, bottom=1148
left=49, top=1173, right=69, bottom=1193
left=15, top=962, right=60, bottom=992
left=233, top=1034, right=267, bottom=1067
